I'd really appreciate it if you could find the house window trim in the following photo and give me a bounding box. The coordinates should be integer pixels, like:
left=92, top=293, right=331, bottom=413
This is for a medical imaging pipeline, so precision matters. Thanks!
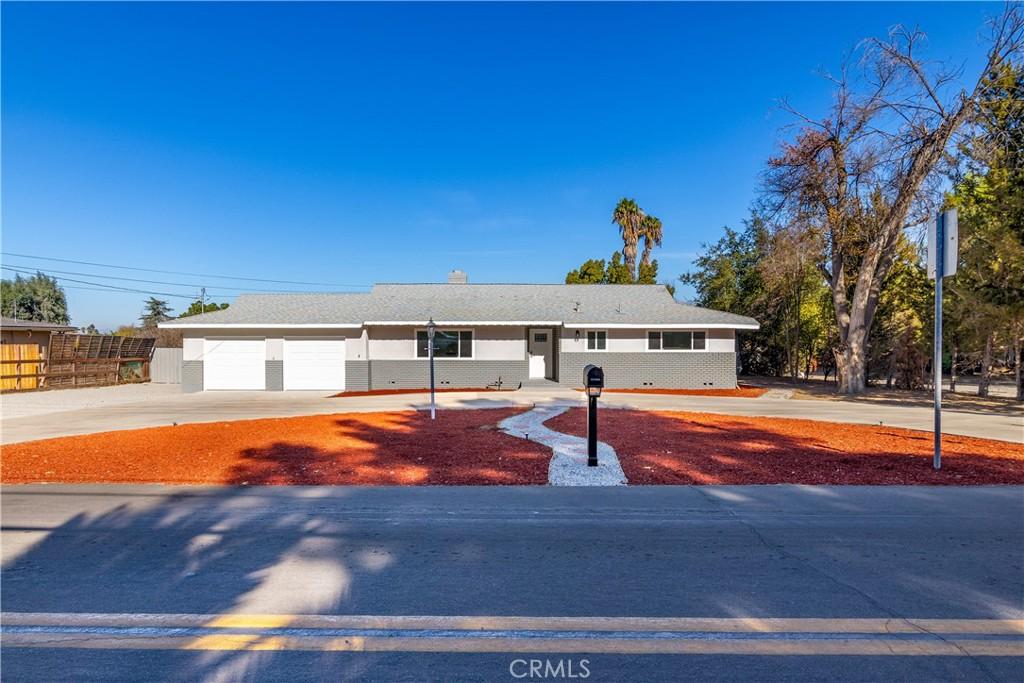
left=647, top=329, right=708, bottom=352
left=586, top=329, right=608, bottom=352
left=415, top=328, right=475, bottom=360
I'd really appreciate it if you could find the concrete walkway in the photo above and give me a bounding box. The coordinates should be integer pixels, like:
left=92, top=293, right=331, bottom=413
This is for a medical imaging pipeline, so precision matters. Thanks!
left=499, top=405, right=627, bottom=486
left=2, top=383, right=1020, bottom=444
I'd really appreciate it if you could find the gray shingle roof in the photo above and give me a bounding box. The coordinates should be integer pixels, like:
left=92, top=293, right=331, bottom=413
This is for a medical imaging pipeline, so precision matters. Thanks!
left=1, top=316, right=76, bottom=331
left=161, top=284, right=758, bottom=328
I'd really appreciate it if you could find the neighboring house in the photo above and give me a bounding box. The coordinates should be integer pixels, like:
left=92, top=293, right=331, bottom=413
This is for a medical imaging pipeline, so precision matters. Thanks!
left=0, top=317, right=76, bottom=348
left=159, top=271, right=758, bottom=392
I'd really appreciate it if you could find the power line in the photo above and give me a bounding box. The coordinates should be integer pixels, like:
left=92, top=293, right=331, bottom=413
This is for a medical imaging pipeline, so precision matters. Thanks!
left=1, top=252, right=371, bottom=288
left=1, top=265, right=197, bottom=300
left=1, top=262, right=351, bottom=294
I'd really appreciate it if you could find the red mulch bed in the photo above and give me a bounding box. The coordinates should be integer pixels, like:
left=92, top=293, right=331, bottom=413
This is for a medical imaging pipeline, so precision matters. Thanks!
left=331, top=387, right=502, bottom=398
left=575, top=385, right=768, bottom=398
left=1, top=409, right=550, bottom=486
left=545, top=408, right=1024, bottom=485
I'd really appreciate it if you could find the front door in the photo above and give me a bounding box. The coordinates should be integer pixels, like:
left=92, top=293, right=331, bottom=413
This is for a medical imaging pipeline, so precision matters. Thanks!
left=528, top=328, right=553, bottom=379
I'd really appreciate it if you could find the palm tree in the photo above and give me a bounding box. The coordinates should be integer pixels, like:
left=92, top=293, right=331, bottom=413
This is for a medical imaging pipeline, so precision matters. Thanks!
left=612, top=198, right=644, bottom=281
left=639, top=214, right=663, bottom=270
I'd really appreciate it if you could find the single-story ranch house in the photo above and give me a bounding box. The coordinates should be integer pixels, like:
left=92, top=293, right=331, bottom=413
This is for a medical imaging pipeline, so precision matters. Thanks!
left=159, top=272, right=758, bottom=392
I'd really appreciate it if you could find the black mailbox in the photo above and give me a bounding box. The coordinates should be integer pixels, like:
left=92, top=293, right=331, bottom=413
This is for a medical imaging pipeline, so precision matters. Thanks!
left=583, top=365, right=603, bottom=467
left=584, top=364, right=604, bottom=397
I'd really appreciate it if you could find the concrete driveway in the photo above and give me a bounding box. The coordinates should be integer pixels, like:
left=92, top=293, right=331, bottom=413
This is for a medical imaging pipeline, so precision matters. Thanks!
left=1, top=383, right=1021, bottom=444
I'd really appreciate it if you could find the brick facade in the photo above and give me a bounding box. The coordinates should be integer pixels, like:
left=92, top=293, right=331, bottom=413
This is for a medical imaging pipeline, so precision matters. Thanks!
left=365, top=360, right=529, bottom=390
left=265, top=360, right=283, bottom=391
left=182, top=360, right=203, bottom=393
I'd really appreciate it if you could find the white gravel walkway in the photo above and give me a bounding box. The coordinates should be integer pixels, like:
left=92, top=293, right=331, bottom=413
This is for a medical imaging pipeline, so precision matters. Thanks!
left=499, top=405, right=627, bottom=486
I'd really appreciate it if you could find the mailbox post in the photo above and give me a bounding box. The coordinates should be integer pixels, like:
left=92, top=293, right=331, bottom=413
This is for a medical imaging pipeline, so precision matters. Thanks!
left=426, top=318, right=437, bottom=420
left=584, top=365, right=603, bottom=467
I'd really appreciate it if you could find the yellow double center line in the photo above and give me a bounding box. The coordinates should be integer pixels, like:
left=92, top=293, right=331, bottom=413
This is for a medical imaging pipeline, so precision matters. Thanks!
left=2, top=613, right=1022, bottom=656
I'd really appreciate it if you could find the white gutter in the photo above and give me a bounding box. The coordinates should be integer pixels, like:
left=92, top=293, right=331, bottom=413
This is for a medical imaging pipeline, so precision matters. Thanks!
left=160, top=320, right=759, bottom=330
left=568, top=322, right=760, bottom=330
left=158, top=322, right=363, bottom=329
left=361, top=321, right=563, bottom=326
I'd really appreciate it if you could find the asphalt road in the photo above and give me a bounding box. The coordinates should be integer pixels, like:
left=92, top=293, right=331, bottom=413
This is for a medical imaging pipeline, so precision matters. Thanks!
left=2, top=485, right=1022, bottom=682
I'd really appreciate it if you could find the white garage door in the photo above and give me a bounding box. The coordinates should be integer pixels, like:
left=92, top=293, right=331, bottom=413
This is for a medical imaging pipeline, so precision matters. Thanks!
left=204, top=338, right=266, bottom=390
left=283, top=338, right=345, bottom=391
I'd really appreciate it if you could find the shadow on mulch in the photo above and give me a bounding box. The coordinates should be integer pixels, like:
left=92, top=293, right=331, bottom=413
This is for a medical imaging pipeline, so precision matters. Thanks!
left=330, top=388, right=505, bottom=398
left=574, top=385, right=767, bottom=398
left=1, top=409, right=551, bottom=486
left=544, top=408, right=1024, bottom=485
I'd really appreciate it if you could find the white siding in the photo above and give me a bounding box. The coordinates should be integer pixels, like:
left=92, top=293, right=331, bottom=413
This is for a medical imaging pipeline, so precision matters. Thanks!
left=475, top=326, right=526, bottom=360
left=346, top=329, right=368, bottom=361
left=183, top=335, right=204, bottom=361
left=367, top=326, right=415, bottom=360
left=266, top=338, right=284, bottom=361
left=707, top=329, right=735, bottom=352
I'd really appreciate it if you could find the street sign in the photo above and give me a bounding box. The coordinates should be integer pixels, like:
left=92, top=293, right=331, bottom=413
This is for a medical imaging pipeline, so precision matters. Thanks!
left=928, top=209, right=958, bottom=279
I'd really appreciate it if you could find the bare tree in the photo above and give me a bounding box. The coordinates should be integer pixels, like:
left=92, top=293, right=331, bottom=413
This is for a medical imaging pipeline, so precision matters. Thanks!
left=764, top=5, right=1023, bottom=394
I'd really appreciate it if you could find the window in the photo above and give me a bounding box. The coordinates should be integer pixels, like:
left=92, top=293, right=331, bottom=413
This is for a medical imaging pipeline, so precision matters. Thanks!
left=533, top=333, right=547, bottom=343
left=647, top=330, right=707, bottom=351
left=586, top=330, right=607, bottom=350
left=417, top=330, right=473, bottom=358
left=663, top=331, right=691, bottom=350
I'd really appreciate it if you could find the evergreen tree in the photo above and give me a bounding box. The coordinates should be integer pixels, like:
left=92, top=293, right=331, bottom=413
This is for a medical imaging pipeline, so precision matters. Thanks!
left=139, top=297, right=173, bottom=327
left=0, top=272, right=70, bottom=324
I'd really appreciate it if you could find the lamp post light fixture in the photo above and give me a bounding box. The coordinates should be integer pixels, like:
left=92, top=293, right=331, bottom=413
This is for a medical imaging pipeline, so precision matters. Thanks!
left=583, top=364, right=604, bottom=467
left=426, top=318, right=437, bottom=420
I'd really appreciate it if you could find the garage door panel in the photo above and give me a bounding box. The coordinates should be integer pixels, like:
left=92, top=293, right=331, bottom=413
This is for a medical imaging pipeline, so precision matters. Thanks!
left=284, top=338, right=345, bottom=391
left=204, top=338, right=266, bottom=390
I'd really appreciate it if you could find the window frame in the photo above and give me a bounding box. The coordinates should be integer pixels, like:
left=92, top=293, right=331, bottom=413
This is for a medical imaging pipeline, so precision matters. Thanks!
left=415, top=328, right=474, bottom=359
left=646, top=329, right=708, bottom=352
left=586, top=330, right=608, bottom=352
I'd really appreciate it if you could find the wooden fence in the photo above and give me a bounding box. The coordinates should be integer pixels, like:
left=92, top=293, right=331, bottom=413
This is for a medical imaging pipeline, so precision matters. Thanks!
left=0, top=333, right=156, bottom=392
left=0, top=344, right=44, bottom=391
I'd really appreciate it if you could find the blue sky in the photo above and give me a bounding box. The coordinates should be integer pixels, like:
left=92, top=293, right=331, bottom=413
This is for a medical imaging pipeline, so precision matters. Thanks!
left=2, top=2, right=1001, bottom=329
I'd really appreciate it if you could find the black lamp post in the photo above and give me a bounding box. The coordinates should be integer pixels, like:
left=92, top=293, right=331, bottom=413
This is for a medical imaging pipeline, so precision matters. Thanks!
left=583, top=364, right=603, bottom=467
left=426, top=318, right=437, bottom=420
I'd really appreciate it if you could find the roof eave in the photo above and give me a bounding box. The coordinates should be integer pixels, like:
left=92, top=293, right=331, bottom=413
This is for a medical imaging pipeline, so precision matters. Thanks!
left=158, top=322, right=364, bottom=329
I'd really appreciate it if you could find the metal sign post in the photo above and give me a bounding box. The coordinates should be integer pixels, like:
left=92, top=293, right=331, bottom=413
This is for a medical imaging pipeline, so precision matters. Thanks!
left=932, top=212, right=944, bottom=470
left=427, top=318, right=437, bottom=420
left=928, top=209, right=958, bottom=471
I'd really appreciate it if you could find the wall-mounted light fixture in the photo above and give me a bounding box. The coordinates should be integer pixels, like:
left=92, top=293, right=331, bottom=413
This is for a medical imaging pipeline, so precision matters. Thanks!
left=574, top=330, right=580, bottom=343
